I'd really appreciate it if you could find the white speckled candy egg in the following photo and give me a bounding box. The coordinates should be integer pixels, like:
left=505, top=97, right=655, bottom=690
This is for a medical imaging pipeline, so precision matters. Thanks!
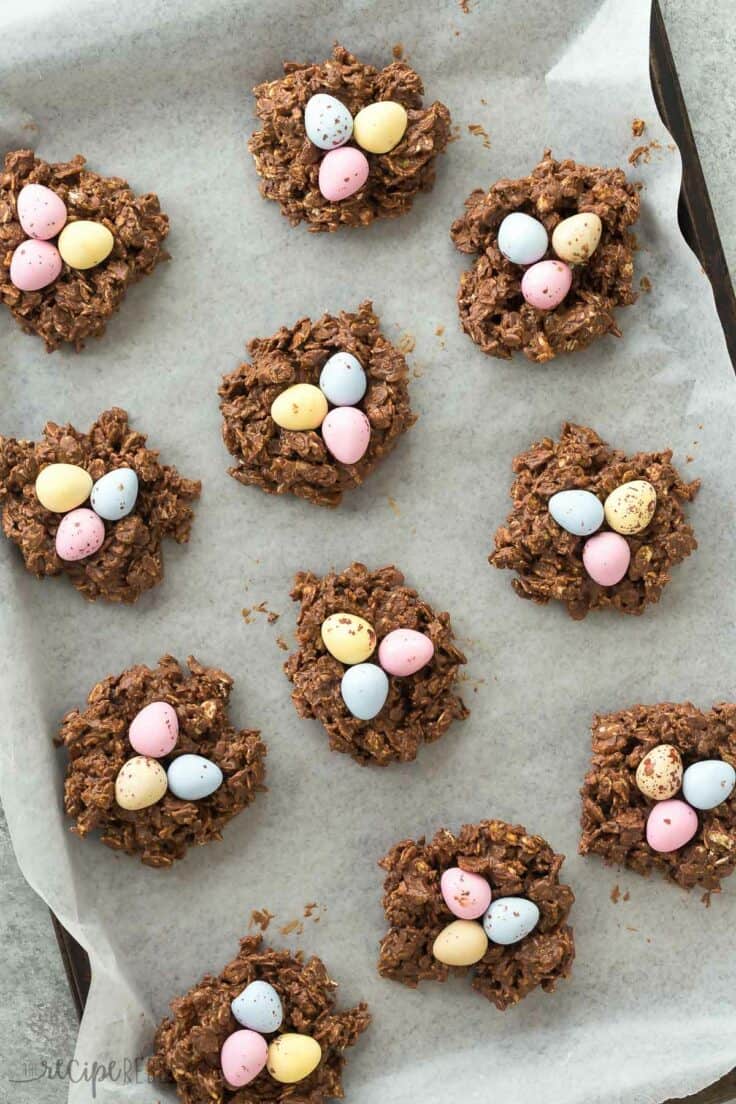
left=604, top=480, right=657, bottom=535
left=271, top=383, right=328, bottom=431
left=55, top=508, right=105, bottom=561
left=432, top=919, right=488, bottom=966
left=682, top=760, right=736, bottom=810
left=35, top=463, right=92, bottom=513
left=635, top=744, right=683, bottom=801
left=319, top=352, right=367, bottom=406
left=548, top=489, right=604, bottom=536
left=497, top=212, right=548, bottom=266
left=115, top=756, right=168, bottom=810
left=129, top=701, right=179, bottom=758
left=482, top=897, right=539, bottom=945
left=90, top=467, right=139, bottom=521
left=17, top=183, right=68, bottom=240
left=167, top=754, right=223, bottom=800
left=304, top=93, right=353, bottom=150
left=552, top=212, right=602, bottom=264
left=232, top=980, right=283, bottom=1033
left=353, top=101, right=408, bottom=154
left=267, top=1034, right=322, bottom=1084
left=57, top=220, right=114, bottom=269
left=440, top=867, right=492, bottom=920
left=321, top=613, right=376, bottom=665
left=340, top=663, right=389, bottom=720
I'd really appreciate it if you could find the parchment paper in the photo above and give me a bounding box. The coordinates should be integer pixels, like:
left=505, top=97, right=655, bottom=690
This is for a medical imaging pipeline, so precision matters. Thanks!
left=1, top=1, right=735, bottom=1101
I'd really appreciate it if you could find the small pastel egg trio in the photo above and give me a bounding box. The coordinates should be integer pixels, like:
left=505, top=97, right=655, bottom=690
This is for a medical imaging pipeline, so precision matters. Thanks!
left=270, top=351, right=371, bottom=466
left=35, top=462, right=139, bottom=563
left=220, top=978, right=321, bottom=1088
left=320, top=611, right=434, bottom=721
left=635, top=744, right=735, bottom=853
left=432, top=867, right=540, bottom=966
left=114, top=701, right=224, bottom=812
left=548, top=479, right=658, bottom=587
left=496, top=208, right=603, bottom=311
left=10, top=183, right=114, bottom=292
left=304, top=93, right=408, bottom=202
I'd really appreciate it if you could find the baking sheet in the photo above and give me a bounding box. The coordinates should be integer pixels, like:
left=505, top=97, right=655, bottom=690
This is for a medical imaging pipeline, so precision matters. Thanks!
left=1, top=1, right=735, bottom=1102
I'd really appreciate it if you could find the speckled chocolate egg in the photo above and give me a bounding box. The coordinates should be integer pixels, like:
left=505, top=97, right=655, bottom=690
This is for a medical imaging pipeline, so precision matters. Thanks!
left=440, top=867, right=492, bottom=920
left=17, top=183, right=68, bottom=240
left=604, top=480, right=657, bottom=535
left=319, top=352, right=367, bottom=406
left=267, top=1034, right=322, bottom=1084
left=35, top=463, right=92, bottom=513
left=521, top=259, right=572, bottom=310
left=231, top=980, right=283, bottom=1033
left=129, top=701, right=179, bottom=758
left=497, top=212, right=548, bottom=266
left=646, top=799, right=698, bottom=852
left=582, top=531, right=631, bottom=586
left=221, top=1029, right=268, bottom=1088
left=432, top=919, right=488, bottom=965
left=318, top=147, right=369, bottom=202
left=322, top=407, right=371, bottom=464
left=548, top=488, right=604, bottom=536
left=682, top=760, right=736, bottom=810
left=90, top=467, right=139, bottom=520
left=321, top=612, right=376, bottom=665
left=340, top=663, right=389, bottom=720
left=115, top=756, right=168, bottom=811
left=271, top=383, right=327, bottom=431
left=353, top=101, right=408, bottom=154
left=57, top=220, right=114, bottom=269
left=10, top=238, right=62, bottom=291
left=55, top=508, right=105, bottom=561
left=167, top=754, right=223, bottom=800
left=304, top=93, right=353, bottom=150
left=378, top=628, right=434, bottom=677
left=482, top=897, right=539, bottom=945
left=551, top=212, right=602, bottom=264
left=635, top=744, right=683, bottom=801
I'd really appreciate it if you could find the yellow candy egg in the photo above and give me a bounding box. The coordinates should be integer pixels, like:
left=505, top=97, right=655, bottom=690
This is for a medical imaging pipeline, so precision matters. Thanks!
left=267, top=1034, right=322, bottom=1084
left=35, top=463, right=93, bottom=513
left=551, top=212, right=602, bottom=264
left=114, top=756, right=168, bottom=811
left=635, top=743, right=683, bottom=801
left=270, top=384, right=328, bottom=431
left=58, top=220, right=114, bottom=270
left=353, top=101, right=408, bottom=154
left=321, top=612, right=376, bottom=665
left=604, top=479, right=657, bottom=535
left=432, top=920, right=488, bottom=966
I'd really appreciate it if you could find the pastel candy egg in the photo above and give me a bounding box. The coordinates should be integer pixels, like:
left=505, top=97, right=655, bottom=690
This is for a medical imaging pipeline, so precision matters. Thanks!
left=304, top=93, right=353, bottom=150
left=521, top=259, right=572, bottom=310
left=267, top=1034, right=322, bottom=1084
left=497, top=212, right=548, bottom=266
left=482, top=897, right=540, bottom=945
left=548, top=489, right=604, bottom=536
left=340, top=663, right=389, bottom=720
left=353, top=100, right=408, bottom=154
left=318, top=147, right=369, bottom=202
left=271, top=383, right=327, bottom=431
left=552, top=212, right=603, bottom=264
left=167, top=754, right=223, bottom=800
left=35, top=463, right=92, bottom=513
left=378, top=628, right=434, bottom=677
left=231, top=980, right=283, bottom=1033
left=57, top=220, right=114, bottom=269
left=319, top=352, right=367, bottom=406
left=114, top=756, right=167, bottom=811
left=220, top=1030, right=268, bottom=1088
left=10, top=239, right=62, bottom=291
left=432, top=919, right=488, bottom=966
left=55, top=508, right=105, bottom=561
left=129, top=701, right=179, bottom=758
left=322, top=407, right=371, bottom=465
left=682, top=760, right=736, bottom=810
left=17, top=183, right=68, bottom=240
left=582, top=531, right=631, bottom=586
left=90, top=467, right=139, bottom=521
left=440, top=867, right=492, bottom=920
left=646, top=798, right=698, bottom=852
left=321, top=612, right=376, bottom=665
left=635, top=744, right=683, bottom=801
left=604, top=480, right=657, bottom=535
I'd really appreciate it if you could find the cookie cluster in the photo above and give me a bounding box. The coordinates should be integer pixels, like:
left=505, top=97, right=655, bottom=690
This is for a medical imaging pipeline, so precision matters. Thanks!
left=636, top=745, right=735, bottom=853
left=497, top=209, right=603, bottom=312
left=35, top=462, right=139, bottom=563
left=10, top=183, right=113, bottom=292
left=431, top=867, right=540, bottom=967
left=222, top=979, right=321, bottom=1088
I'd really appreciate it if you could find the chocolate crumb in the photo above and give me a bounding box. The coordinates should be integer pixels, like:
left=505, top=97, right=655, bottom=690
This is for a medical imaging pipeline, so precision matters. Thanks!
left=467, top=123, right=491, bottom=150
left=249, top=908, right=276, bottom=932
left=610, top=883, right=621, bottom=904
left=632, top=118, right=646, bottom=138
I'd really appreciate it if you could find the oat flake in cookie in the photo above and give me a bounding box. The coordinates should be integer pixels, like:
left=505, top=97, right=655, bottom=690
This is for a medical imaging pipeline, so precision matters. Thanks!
left=284, top=563, right=468, bottom=765
left=490, top=423, right=699, bottom=619
left=149, top=934, right=370, bottom=1102
left=378, top=820, right=575, bottom=1009
left=56, top=655, right=267, bottom=868
left=450, top=150, right=640, bottom=362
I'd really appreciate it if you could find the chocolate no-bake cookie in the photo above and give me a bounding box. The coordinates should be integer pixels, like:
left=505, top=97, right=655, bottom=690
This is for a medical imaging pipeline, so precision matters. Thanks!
left=450, top=150, right=640, bottom=362
left=56, top=655, right=267, bottom=868
left=490, top=422, right=699, bottom=619
left=378, top=820, right=575, bottom=1009
left=0, top=149, right=169, bottom=350
left=219, top=301, right=416, bottom=508
left=580, top=702, right=736, bottom=894
left=284, top=563, right=468, bottom=765
left=0, top=407, right=200, bottom=603
left=248, top=44, right=451, bottom=231
left=149, top=934, right=370, bottom=1103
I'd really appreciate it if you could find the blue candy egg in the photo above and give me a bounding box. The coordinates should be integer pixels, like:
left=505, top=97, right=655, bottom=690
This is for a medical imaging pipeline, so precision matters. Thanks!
left=548, top=489, right=604, bottom=536
left=319, top=352, right=367, bottom=407
left=340, top=663, right=389, bottom=720
left=167, top=754, right=223, bottom=800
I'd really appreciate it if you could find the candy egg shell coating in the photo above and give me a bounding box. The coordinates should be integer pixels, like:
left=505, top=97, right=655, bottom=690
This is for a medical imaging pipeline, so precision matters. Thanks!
left=231, top=980, right=284, bottom=1033
left=432, top=919, right=488, bottom=966
left=10, top=239, right=62, bottom=291
left=55, top=508, right=105, bottom=562
left=521, top=260, right=572, bottom=310
left=440, top=867, right=492, bottom=920
left=682, top=760, right=736, bottom=810
left=353, top=100, right=408, bottom=154
left=267, top=1034, right=322, bottom=1084
left=551, top=212, right=602, bottom=264
left=646, top=798, right=698, bottom=852
left=271, top=383, right=328, bottom=431
left=57, top=220, right=114, bottom=269
left=548, top=489, right=604, bottom=536
left=115, top=756, right=168, bottom=811
left=635, top=744, right=683, bottom=801
left=582, top=531, right=631, bottom=586
left=482, top=897, right=540, bottom=945
left=322, top=407, right=371, bottom=465
left=90, top=467, right=139, bottom=521
left=35, top=463, right=93, bottom=513
left=318, top=147, right=370, bottom=202
left=319, top=352, right=367, bottom=406
left=304, top=93, right=353, bottom=150
left=497, top=212, right=549, bottom=266
left=321, top=613, right=376, bottom=665
left=220, top=1029, right=268, bottom=1088
left=604, top=480, right=657, bottom=535
left=167, top=754, right=223, bottom=800
left=129, top=701, right=179, bottom=758
left=17, top=183, right=68, bottom=240
left=378, top=628, right=434, bottom=677
left=340, top=663, right=389, bottom=720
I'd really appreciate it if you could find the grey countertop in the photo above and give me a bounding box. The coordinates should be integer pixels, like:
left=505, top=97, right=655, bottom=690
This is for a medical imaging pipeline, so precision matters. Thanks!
left=1, top=2, right=734, bottom=1101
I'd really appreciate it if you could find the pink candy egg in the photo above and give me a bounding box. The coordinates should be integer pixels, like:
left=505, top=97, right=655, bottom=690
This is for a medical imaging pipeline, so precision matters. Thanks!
left=322, top=407, right=371, bottom=464
left=378, top=628, right=435, bottom=677
left=440, top=867, right=492, bottom=920
left=9, top=239, right=62, bottom=292
left=646, top=799, right=698, bottom=853
left=55, top=508, right=105, bottom=561
left=17, top=183, right=68, bottom=240
left=582, top=531, right=631, bottom=586
left=318, top=147, right=369, bottom=202
left=521, top=259, right=572, bottom=310
left=221, top=1030, right=268, bottom=1088
left=129, top=701, right=179, bottom=758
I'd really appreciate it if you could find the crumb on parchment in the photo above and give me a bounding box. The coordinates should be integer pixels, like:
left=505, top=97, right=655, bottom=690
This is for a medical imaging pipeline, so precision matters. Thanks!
left=632, top=118, right=646, bottom=137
